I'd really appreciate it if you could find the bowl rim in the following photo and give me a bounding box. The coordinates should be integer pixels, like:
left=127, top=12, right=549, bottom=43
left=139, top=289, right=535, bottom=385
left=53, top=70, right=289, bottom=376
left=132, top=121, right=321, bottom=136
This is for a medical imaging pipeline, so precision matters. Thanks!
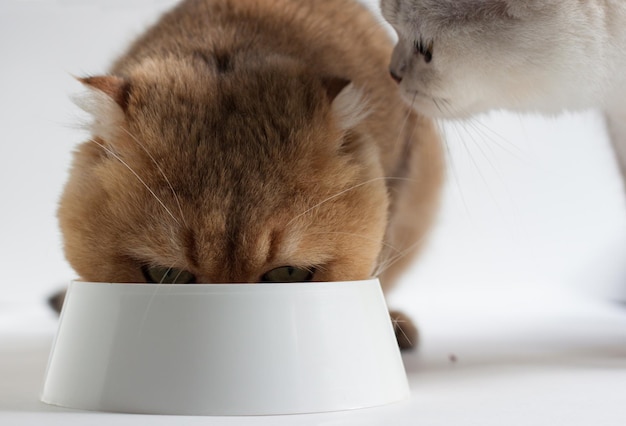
left=69, top=278, right=380, bottom=288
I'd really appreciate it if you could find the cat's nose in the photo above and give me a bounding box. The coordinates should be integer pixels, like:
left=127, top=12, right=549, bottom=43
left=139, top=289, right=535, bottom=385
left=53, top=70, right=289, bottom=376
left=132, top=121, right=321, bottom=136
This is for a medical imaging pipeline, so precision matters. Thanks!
left=389, top=69, right=402, bottom=84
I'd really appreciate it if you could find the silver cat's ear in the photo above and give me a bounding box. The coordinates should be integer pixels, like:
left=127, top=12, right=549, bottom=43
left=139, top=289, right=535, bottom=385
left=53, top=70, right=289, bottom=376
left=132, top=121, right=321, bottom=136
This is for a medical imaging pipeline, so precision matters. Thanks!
left=322, top=77, right=369, bottom=131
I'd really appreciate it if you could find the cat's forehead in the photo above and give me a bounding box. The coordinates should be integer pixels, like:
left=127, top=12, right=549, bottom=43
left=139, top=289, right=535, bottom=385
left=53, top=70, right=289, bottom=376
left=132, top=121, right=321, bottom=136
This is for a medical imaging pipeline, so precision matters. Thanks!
left=382, top=0, right=520, bottom=41
left=127, top=54, right=320, bottom=107
left=381, top=0, right=434, bottom=31
left=122, top=60, right=326, bottom=153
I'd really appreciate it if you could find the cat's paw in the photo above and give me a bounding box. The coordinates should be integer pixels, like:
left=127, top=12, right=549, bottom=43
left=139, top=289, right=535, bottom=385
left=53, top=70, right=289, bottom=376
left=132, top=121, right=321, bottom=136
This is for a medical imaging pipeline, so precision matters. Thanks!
left=389, top=310, right=419, bottom=351
left=47, top=288, right=67, bottom=314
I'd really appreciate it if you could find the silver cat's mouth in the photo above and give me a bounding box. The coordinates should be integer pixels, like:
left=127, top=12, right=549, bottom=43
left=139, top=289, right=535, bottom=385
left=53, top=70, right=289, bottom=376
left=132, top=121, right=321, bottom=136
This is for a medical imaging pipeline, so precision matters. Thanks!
left=403, top=89, right=452, bottom=115
left=405, top=89, right=447, bottom=104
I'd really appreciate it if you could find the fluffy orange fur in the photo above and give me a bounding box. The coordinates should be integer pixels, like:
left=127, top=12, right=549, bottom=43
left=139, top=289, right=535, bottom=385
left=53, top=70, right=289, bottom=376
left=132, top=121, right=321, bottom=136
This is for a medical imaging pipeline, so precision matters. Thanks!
left=58, top=0, right=443, bottom=341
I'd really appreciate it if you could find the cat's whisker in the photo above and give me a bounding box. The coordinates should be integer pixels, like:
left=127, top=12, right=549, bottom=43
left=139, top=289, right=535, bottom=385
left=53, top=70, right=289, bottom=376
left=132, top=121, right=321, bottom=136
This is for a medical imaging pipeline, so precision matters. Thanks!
left=382, top=91, right=419, bottom=176
left=365, top=91, right=432, bottom=281
left=444, top=117, right=519, bottom=230
left=395, top=92, right=417, bottom=148
left=136, top=263, right=179, bottom=337
left=438, top=122, right=473, bottom=219
left=120, top=127, right=188, bottom=227
left=433, top=97, right=445, bottom=115
left=137, top=279, right=162, bottom=336
left=89, top=138, right=182, bottom=227
left=463, top=116, right=525, bottom=177
left=373, top=233, right=427, bottom=278
left=436, top=100, right=527, bottom=220
left=469, top=117, right=527, bottom=161
left=441, top=100, right=525, bottom=160
left=407, top=90, right=418, bottom=111
left=391, top=313, right=413, bottom=347
left=454, top=116, right=526, bottom=237
left=172, top=268, right=186, bottom=284
left=159, top=266, right=174, bottom=285
left=287, top=176, right=417, bottom=226
left=452, top=119, right=504, bottom=213
left=436, top=97, right=463, bottom=119
left=463, top=118, right=508, bottom=181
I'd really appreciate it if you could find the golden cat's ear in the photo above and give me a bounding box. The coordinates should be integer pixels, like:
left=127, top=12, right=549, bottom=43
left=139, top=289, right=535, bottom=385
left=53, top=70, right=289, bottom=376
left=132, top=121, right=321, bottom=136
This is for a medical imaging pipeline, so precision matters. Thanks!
left=323, top=77, right=369, bottom=131
left=75, top=75, right=130, bottom=143
left=321, top=77, right=351, bottom=103
left=77, top=75, right=130, bottom=111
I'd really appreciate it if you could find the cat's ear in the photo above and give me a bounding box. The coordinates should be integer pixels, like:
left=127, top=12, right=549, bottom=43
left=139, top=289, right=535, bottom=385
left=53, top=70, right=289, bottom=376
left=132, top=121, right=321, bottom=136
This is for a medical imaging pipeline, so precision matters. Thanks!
left=321, top=77, right=351, bottom=103
left=322, top=77, right=369, bottom=131
left=77, top=75, right=130, bottom=111
left=75, top=75, right=130, bottom=143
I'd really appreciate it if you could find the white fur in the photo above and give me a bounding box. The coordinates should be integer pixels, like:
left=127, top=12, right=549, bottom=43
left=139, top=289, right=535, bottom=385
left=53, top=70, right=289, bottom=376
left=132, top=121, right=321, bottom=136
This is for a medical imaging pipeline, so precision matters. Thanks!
left=331, top=83, right=370, bottom=131
left=381, top=0, right=626, bottom=174
left=73, top=86, right=125, bottom=146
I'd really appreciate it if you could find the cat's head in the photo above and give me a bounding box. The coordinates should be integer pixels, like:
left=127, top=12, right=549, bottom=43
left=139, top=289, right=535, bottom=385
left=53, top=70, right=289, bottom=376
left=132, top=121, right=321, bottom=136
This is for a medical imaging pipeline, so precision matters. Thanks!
left=59, top=54, right=388, bottom=284
left=381, top=0, right=585, bottom=117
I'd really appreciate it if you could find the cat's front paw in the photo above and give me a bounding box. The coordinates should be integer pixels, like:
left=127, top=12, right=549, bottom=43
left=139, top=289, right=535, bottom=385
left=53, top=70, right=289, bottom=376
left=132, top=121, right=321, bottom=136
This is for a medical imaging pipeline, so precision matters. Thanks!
left=389, top=310, right=419, bottom=350
left=48, top=288, right=67, bottom=314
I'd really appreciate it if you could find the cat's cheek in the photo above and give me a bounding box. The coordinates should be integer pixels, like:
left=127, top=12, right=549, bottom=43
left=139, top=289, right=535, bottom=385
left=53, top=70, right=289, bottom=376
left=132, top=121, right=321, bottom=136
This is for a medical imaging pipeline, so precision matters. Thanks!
left=318, top=247, right=383, bottom=282
left=314, top=267, right=370, bottom=283
left=401, top=93, right=440, bottom=118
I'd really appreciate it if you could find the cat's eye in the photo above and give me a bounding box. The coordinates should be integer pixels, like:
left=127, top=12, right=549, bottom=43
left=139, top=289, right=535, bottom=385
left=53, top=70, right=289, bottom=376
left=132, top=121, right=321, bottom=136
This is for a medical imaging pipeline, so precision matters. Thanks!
left=142, top=265, right=196, bottom=284
left=261, top=266, right=314, bottom=283
left=424, top=49, right=433, bottom=63
left=415, top=39, right=433, bottom=63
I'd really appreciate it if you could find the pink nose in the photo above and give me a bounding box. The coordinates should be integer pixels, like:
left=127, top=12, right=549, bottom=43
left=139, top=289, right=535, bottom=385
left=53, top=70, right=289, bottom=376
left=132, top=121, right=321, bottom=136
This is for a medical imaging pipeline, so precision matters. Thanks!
left=389, top=70, right=402, bottom=84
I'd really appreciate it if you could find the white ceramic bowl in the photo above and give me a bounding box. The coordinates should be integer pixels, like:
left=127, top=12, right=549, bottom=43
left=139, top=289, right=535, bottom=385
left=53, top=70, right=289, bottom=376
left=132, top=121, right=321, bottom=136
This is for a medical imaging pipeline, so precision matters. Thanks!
left=41, top=279, right=409, bottom=415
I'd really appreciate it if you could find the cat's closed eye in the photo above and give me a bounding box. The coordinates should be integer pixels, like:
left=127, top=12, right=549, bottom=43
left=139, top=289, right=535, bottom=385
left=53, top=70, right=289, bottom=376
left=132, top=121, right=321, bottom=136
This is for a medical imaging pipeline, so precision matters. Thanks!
left=261, top=266, right=315, bottom=283
left=142, top=266, right=196, bottom=284
left=415, top=39, right=433, bottom=63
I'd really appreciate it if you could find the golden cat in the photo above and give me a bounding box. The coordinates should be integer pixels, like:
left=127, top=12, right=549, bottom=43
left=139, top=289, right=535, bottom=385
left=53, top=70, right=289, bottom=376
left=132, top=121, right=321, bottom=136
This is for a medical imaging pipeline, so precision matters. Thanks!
left=56, top=0, right=443, bottom=348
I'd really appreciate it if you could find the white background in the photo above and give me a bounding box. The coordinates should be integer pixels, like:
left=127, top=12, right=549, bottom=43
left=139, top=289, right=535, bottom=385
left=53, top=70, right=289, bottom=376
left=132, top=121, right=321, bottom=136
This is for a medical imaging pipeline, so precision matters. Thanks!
left=1, top=1, right=626, bottom=425
left=1, top=0, right=625, bottom=321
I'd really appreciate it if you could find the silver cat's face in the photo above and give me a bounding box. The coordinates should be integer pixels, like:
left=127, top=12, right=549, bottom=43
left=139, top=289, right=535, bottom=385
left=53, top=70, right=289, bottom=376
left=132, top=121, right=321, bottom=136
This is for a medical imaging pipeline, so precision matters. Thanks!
left=386, top=27, right=491, bottom=118
left=381, top=0, right=570, bottom=118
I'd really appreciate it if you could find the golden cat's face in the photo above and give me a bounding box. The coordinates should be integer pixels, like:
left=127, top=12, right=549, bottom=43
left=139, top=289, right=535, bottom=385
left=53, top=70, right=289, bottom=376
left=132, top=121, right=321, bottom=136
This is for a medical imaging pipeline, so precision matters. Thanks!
left=59, top=56, right=388, bottom=284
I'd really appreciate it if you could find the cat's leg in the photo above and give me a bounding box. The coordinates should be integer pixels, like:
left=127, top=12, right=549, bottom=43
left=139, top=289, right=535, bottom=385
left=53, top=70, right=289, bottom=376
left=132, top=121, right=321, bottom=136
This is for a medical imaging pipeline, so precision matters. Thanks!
left=605, top=107, right=626, bottom=184
left=379, top=111, right=443, bottom=351
left=389, top=310, right=418, bottom=350
left=604, top=106, right=626, bottom=303
left=378, top=112, right=443, bottom=291
left=48, top=288, right=67, bottom=314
